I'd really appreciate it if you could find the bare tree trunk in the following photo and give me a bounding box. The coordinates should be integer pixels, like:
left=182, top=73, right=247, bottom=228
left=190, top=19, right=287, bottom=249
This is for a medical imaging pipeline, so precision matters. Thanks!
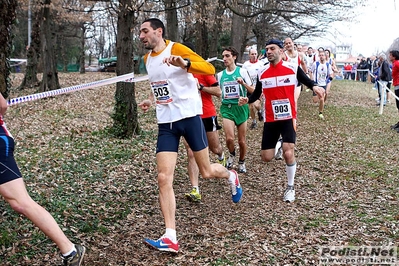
left=0, top=0, right=18, bottom=98
left=59, top=34, right=68, bottom=72
left=39, top=0, right=60, bottom=92
left=231, top=13, right=248, bottom=63
left=80, top=24, right=86, bottom=74
left=196, top=0, right=209, bottom=58
left=208, top=0, right=225, bottom=58
left=18, top=16, right=40, bottom=90
left=253, top=23, right=267, bottom=56
left=111, top=0, right=140, bottom=137
left=164, top=0, right=178, bottom=41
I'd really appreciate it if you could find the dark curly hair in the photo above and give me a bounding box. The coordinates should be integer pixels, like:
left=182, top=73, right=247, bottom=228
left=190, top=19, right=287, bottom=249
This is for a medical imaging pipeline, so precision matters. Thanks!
left=390, top=50, right=399, bottom=60
left=222, top=46, right=239, bottom=64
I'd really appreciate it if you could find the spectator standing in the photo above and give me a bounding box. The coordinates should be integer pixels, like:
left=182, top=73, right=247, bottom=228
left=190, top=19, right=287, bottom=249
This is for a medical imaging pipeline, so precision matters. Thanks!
left=351, top=62, right=357, bottom=80
left=370, top=55, right=379, bottom=83
left=376, top=53, right=392, bottom=105
left=389, top=50, right=399, bottom=131
left=358, top=57, right=368, bottom=82
left=343, top=63, right=352, bottom=80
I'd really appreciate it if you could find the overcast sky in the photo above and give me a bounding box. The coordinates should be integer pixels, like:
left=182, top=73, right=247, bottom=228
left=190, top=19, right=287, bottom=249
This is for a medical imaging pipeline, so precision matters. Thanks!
left=347, top=0, right=399, bottom=56
left=300, top=0, right=399, bottom=56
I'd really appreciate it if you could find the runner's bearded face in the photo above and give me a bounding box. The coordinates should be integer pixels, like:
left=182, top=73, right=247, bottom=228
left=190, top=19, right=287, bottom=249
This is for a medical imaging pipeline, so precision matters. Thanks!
left=266, top=44, right=282, bottom=65
left=139, top=22, right=159, bottom=50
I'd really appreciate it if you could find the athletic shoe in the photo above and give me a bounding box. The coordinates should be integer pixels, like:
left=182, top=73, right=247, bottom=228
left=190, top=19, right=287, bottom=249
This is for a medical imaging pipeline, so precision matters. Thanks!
left=229, top=170, right=243, bottom=203
left=62, top=244, right=86, bottom=266
left=275, top=147, right=283, bottom=160
left=227, top=154, right=234, bottom=169
left=283, top=187, right=295, bottom=203
left=274, top=139, right=283, bottom=160
left=390, top=122, right=399, bottom=130
left=144, top=236, right=179, bottom=253
left=238, top=161, right=246, bottom=173
left=185, top=188, right=201, bottom=202
left=218, top=154, right=226, bottom=167
left=250, top=121, right=257, bottom=129
left=318, top=113, right=324, bottom=120
left=257, top=110, right=264, bottom=121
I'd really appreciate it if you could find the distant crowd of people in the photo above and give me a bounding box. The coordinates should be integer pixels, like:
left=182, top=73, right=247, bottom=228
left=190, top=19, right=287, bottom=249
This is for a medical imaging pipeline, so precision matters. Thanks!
left=342, top=57, right=371, bottom=81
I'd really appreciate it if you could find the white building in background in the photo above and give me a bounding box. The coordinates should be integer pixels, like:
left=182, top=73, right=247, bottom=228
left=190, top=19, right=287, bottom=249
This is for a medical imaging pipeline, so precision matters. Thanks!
left=335, top=44, right=352, bottom=61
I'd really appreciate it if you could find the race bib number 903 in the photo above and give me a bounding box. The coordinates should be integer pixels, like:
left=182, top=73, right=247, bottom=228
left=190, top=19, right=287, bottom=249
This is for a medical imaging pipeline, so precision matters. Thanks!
left=271, top=98, right=292, bottom=120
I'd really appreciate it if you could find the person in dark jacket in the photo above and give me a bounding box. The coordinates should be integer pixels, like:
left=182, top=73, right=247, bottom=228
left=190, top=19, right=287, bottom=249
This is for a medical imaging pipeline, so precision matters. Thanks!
left=376, top=53, right=392, bottom=105
left=357, top=57, right=369, bottom=82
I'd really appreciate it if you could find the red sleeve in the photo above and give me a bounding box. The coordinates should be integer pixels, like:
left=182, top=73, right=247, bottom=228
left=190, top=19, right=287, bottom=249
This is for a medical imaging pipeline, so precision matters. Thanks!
left=194, top=74, right=218, bottom=87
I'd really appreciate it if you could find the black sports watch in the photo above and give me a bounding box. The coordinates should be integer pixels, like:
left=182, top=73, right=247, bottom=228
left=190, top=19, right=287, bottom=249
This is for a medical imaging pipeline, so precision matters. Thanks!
left=184, top=58, right=191, bottom=69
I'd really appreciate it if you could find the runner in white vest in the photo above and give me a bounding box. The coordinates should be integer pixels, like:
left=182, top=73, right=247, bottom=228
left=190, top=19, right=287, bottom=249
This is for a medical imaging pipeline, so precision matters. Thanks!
left=242, top=48, right=265, bottom=130
left=138, top=18, right=243, bottom=254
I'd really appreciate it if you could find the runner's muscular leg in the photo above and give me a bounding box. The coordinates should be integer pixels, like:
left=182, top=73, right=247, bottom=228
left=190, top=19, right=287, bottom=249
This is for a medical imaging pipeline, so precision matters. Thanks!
left=156, top=151, right=178, bottom=230
left=206, top=131, right=223, bottom=157
left=249, top=103, right=255, bottom=120
left=282, top=142, right=295, bottom=165
left=260, top=149, right=275, bottom=162
left=0, top=179, right=74, bottom=253
left=183, top=139, right=199, bottom=187
left=237, top=121, right=248, bottom=161
left=223, top=118, right=236, bottom=153
left=193, top=147, right=229, bottom=179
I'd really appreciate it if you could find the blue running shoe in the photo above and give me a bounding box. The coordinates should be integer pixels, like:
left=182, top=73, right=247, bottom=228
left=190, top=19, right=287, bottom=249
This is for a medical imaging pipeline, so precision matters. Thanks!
left=144, top=236, right=179, bottom=253
left=229, top=170, right=243, bottom=203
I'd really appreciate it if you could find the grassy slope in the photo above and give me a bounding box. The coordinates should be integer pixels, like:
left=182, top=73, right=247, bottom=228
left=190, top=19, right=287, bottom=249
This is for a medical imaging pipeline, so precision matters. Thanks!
left=0, top=74, right=398, bottom=265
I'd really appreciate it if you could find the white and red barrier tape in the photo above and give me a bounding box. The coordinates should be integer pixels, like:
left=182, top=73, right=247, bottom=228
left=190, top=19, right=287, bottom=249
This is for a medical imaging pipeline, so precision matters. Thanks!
left=7, top=73, right=150, bottom=106
left=7, top=57, right=222, bottom=107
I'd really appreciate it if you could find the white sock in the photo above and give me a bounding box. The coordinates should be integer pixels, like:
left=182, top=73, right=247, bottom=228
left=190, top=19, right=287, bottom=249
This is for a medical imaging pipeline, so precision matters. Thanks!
left=165, top=228, right=177, bottom=243
left=286, top=162, right=296, bottom=187
left=218, top=153, right=224, bottom=161
left=193, top=186, right=199, bottom=193
left=228, top=171, right=236, bottom=184
left=62, top=244, right=77, bottom=257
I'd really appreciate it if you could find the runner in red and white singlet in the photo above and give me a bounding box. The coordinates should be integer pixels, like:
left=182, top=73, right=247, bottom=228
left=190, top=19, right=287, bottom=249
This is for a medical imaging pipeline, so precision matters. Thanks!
left=238, top=39, right=324, bottom=203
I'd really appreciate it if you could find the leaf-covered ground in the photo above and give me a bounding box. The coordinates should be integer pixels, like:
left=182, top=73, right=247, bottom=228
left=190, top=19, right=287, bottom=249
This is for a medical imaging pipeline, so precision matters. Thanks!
left=1, top=73, right=398, bottom=265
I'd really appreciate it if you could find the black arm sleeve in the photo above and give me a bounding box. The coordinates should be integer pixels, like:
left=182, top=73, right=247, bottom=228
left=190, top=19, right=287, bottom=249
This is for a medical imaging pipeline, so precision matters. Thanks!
left=248, top=78, right=263, bottom=104
left=297, top=66, right=316, bottom=90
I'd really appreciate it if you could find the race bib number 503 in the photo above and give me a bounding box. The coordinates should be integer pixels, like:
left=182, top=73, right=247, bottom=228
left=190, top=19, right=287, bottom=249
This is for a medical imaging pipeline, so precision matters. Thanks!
left=151, top=80, right=173, bottom=104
